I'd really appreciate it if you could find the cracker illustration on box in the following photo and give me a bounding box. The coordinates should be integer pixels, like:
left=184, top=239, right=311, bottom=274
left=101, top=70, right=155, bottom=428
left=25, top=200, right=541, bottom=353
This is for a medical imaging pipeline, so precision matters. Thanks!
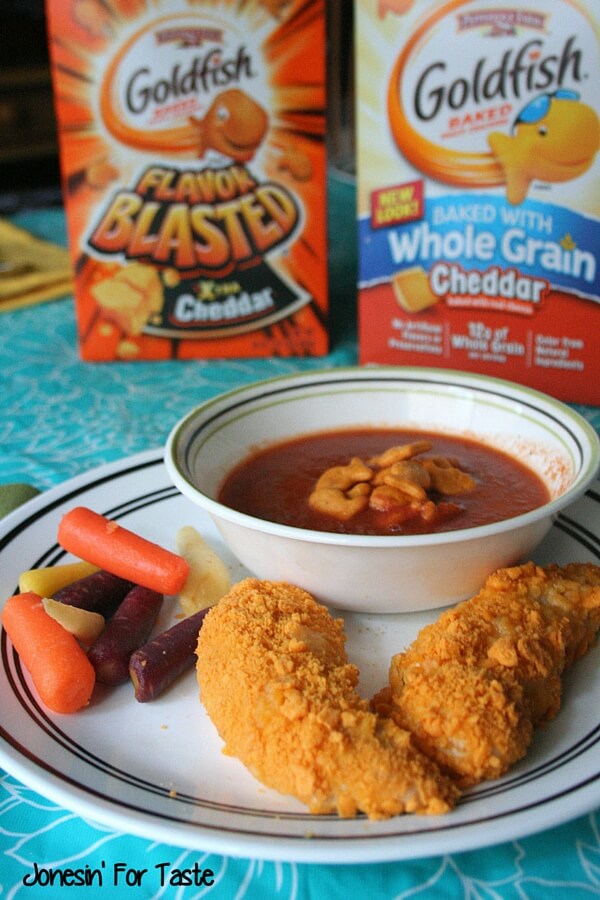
left=91, top=264, right=164, bottom=336
left=392, top=267, right=438, bottom=313
left=46, top=0, right=328, bottom=361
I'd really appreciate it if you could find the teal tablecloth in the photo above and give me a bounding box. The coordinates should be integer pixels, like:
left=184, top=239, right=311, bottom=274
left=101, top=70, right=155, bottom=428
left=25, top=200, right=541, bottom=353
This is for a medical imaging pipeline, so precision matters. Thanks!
left=2, top=199, right=600, bottom=899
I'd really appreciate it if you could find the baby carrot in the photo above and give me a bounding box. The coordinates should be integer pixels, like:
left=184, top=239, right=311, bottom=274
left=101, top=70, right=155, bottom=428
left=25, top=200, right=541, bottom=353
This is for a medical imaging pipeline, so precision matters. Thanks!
left=88, top=585, right=163, bottom=686
left=57, top=507, right=190, bottom=596
left=2, top=592, right=96, bottom=714
left=130, top=607, right=210, bottom=702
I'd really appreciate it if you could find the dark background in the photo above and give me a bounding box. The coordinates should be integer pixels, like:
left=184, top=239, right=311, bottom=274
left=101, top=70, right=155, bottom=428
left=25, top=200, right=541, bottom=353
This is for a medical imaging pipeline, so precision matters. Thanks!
left=1, top=0, right=62, bottom=212
left=0, top=2, right=356, bottom=215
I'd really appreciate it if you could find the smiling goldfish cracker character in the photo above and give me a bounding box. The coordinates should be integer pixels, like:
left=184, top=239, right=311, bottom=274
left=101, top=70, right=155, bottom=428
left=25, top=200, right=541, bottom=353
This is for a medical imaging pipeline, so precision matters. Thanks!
left=190, top=89, right=269, bottom=163
left=488, top=91, right=600, bottom=205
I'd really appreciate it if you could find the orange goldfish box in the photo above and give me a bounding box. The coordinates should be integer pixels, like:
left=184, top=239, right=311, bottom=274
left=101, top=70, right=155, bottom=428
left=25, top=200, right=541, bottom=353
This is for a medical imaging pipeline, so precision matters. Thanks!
left=45, top=0, right=328, bottom=361
left=356, top=0, right=600, bottom=405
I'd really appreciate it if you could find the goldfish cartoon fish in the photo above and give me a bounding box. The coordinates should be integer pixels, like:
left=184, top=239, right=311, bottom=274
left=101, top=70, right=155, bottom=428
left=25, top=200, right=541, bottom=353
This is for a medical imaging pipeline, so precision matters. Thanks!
left=488, top=90, right=600, bottom=205
left=190, top=89, right=269, bottom=164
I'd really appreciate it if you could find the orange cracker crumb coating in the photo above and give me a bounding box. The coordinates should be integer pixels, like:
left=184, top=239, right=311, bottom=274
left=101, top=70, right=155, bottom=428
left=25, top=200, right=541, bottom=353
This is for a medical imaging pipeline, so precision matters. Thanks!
left=386, top=562, right=600, bottom=787
left=196, top=578, right=458, bottom=819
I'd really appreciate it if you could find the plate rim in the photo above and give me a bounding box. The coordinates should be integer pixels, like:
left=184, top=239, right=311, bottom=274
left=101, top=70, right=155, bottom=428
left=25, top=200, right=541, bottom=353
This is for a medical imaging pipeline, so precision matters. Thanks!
left=1, top=448, right=600, bottom=864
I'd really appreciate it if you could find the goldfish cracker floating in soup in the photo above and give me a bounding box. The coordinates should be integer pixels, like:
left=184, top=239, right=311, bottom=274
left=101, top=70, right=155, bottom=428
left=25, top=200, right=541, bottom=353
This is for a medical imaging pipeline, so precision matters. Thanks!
left=356, top=0, right=600, bottom=405
left=46, top=0, right=328, bottom=362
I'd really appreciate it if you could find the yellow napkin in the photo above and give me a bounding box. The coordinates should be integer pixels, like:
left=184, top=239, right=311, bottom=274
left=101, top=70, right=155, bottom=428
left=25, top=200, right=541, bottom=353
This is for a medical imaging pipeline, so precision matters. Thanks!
left=0, top=218, right=73, bottom=311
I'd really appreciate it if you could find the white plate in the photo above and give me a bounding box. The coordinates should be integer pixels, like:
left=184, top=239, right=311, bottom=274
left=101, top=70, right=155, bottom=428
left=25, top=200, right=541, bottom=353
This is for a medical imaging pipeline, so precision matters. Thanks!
left=1, top=449, right=600, bottom=864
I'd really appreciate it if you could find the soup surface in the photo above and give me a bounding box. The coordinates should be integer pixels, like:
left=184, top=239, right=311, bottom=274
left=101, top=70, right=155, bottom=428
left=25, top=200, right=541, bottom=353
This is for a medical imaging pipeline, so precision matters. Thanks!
left=218, top=428, right=550, bottom=536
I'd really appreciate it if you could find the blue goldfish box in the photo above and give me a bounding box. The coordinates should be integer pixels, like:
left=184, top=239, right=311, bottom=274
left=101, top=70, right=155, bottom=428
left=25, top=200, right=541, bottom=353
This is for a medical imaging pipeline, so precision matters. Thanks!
left=356, top=0, right=600, bottom=405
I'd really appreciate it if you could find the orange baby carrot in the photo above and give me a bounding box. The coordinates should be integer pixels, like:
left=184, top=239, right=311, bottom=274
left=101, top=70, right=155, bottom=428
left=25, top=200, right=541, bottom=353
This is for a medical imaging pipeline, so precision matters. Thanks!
left=57, top=507, right=190, bottom=595
left=2, top=592, right=96, bottom=714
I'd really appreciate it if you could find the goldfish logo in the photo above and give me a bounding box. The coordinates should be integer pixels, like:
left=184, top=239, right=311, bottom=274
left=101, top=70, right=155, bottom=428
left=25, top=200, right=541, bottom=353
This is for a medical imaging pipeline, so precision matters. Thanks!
left=386, top=0, right=598, bottom=193
left=488, top=90, right=600, bottom=204
left=99, top=14, right=268, bottom=161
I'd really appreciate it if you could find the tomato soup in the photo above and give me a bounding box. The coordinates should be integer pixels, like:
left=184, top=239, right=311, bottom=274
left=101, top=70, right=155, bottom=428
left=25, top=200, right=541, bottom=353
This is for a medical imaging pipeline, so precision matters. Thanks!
left=218, top=428, right=550, bottom=536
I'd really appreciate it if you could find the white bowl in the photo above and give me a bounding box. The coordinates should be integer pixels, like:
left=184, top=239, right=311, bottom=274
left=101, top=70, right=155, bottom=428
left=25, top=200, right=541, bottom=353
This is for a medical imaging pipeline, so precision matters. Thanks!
left=165, top=367, right=600, bottom=613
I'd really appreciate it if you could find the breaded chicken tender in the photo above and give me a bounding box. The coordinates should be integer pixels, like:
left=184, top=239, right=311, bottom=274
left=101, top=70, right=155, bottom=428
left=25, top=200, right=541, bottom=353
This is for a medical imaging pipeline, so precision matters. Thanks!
left=383, top=562, right=600, bottom=787
left=196, top=578, right=458, bottom=819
